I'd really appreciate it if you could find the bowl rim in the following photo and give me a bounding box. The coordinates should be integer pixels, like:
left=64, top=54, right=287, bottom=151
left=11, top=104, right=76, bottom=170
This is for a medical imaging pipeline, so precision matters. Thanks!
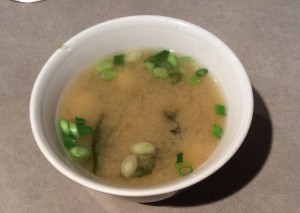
left=30, top=15, right=253, bottom=197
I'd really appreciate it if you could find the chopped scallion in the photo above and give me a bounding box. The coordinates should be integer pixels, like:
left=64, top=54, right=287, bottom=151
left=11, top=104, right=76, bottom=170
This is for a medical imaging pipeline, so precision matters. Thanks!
left=100, top=70, right=117, bottom=81
left=78, top=125, right=93, bottom=135
left=69, top=146, right=91, bottom=163
left=212, top=124, right=223, bottom=139
left=59, top=119, right=69, bottom=135
left=113, top=54, right=125, bottom=66
left=146, top=50, right=170, bottom=66
left=215, top=105, right=226, bottom=116
left=62, top=135, right=77, bottom=148
left=121, top=155, right=138, bottom=178
left=153, top=67, right=169, bottom=79
left=59, top=119, right=78, bottom=137
left=75, top=117, right=85, bottom=126
left=129, top=141, right=156, bottom=155
left=167, top=53, right=178, bottom=68
left=176, top=152, right=183, bottom=163
left=69, top=122, right=79, bottom=137
left=125, top=50, right=142, bottom=62
left=196, top=68, right=208, bottom=77
left=96, top=60, right=114, bottom=72
left=143, top=61, right=155, bottom=71
left=175, top=153, right=193, bottom=176
left=177, top=164, right=193, bottom=176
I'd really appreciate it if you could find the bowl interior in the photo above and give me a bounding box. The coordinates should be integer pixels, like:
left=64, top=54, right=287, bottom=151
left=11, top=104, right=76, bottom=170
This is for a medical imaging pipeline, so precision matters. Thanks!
left=30, top=16, right=253, bottom=197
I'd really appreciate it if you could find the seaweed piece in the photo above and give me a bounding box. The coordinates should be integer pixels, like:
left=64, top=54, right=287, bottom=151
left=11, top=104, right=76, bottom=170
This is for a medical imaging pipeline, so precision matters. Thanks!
left=134, top=154, right=156, bottom=177
left=164, top=111, right=176, bottom=122
left=163, top=111, right=181, bottom=135
left=170, top=126, right=181, bottom=135
left=121, top=152, right=157, bottom=178
left=91, top=117, right=103, bottom=173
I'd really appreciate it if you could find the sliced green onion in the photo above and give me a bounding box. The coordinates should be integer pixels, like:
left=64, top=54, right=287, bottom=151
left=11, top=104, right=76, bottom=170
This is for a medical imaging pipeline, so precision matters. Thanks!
left=215, top=105, right=226, bottom=116
left=97, top=60, right=114, bottom=72
left=100, top=70, right=117, bottom=81
left=69, top=122, right=79, bottom=137
left=62, top=135, right=77, bottom=148
left=167, top=53, right=178, bottom=68
left=69, top=146, right=91, bottom=163
left=212, top=124, right=223, bottom=139
left=59, top=119, right=78, bottom=137
left=196, top=68, right=208, bottom=77
left=129, top=142, right=156, bottom=155
left=121, top=155, right=138, bottom=178
left=113, top=54, right=125, bottom=66
left=169, top=72, right=182, bottom=84
left=153, top=67, right=169, bottom=79
left=78, top=125, right=93, bottom=135
left=188, top=75, right=200, bottom=85
left=175, top=153, right=193, bottom=176
left=146, top=50, right=170, bottom=66
left=176, top=152, right=183, bottom=163
left=177, top=164, right=193, bottom=176
left=125, top=50, right=143, bottom=62
left=75, top=117, right=85, bottom=126
left=59, top=119, right=69, bottom=135
left=143, top=61, right=155, bottom=71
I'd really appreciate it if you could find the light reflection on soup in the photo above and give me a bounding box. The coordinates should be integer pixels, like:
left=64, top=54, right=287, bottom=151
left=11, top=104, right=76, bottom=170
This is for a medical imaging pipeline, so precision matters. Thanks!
left=57, top=49, right=226, bottom=186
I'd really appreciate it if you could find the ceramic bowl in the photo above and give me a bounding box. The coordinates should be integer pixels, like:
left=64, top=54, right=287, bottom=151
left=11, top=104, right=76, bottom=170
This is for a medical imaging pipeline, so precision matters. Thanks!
left=30, top=16, right=253, bottom=203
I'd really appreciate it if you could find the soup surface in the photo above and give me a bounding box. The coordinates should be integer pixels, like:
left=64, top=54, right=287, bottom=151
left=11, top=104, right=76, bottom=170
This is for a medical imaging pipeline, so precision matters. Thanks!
left=57, top=49, right=226, bottom=186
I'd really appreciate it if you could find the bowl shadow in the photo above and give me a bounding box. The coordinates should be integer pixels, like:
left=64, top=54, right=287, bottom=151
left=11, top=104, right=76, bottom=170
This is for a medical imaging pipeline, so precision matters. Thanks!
left=148, top=87, right=272, bottom=206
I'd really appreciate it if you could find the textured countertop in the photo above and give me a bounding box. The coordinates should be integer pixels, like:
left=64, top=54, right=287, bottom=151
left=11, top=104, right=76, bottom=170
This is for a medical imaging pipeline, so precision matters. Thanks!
left=1, top=0, right=299, bottom=212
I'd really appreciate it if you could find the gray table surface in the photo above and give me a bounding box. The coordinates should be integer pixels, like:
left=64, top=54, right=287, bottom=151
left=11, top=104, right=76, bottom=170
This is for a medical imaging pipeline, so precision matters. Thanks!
left=1, top=0, right=299, bottom=212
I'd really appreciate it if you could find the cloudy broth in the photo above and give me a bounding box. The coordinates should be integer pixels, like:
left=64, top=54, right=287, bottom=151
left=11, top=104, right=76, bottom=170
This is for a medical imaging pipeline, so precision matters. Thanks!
left=57, top=49, right=226, bottom=186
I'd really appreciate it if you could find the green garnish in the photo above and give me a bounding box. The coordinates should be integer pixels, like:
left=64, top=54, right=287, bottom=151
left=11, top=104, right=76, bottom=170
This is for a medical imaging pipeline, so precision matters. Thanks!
left=196, top=68, right=208, bottom=77
left=153, top=67, right=169, bottom=79
left=97, top=60, right=114, bottom=72
left=59, top=119, right=69, bottom=135
left=143, top=61, right=155, bottom=71
left=78, top=125, right=93, bottom=135
left=59, top=119, right=78, bottom=137
left=74, top=117, right=93, bottom=135
left=215, top=105, right=226, bottom=116
left=75, top=117, right=85, bottom=126
left=146, top=50, right=170, bottom=67
left=100, top=70, right=117, bottom=80
left=167, top=53, right=178, bottom=68
left=188, top=75, right=200, bottom=85
left=212, top=124, right=223, bottom=139
left=130, top=142, right=156, bottom=155
left=59, top=117, right=93, bottom=149
left=175, top=152, right=193, bottom=176
left=177, top=163, right=194, bottom=176
left=125, top=50, right=143, bottom=62
left=69, top=146, right=91, bottom=163
left=68, top=122, right=79, bottom=137
left=62, top=135, right=77, bottom=149
left=113, top=54, right=125, bottom=66
left=121, top=155, right=138, bottom=178
left=176, top=152, right=183, bottom=163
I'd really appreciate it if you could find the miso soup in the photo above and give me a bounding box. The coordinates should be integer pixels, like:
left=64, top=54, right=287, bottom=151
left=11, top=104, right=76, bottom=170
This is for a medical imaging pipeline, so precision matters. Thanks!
left=57, top=49, right=226, bottom=186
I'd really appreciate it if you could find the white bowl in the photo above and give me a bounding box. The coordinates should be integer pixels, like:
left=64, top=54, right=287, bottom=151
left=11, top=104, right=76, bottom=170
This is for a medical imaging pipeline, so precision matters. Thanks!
left=30, top=15, right=253, bottom=203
